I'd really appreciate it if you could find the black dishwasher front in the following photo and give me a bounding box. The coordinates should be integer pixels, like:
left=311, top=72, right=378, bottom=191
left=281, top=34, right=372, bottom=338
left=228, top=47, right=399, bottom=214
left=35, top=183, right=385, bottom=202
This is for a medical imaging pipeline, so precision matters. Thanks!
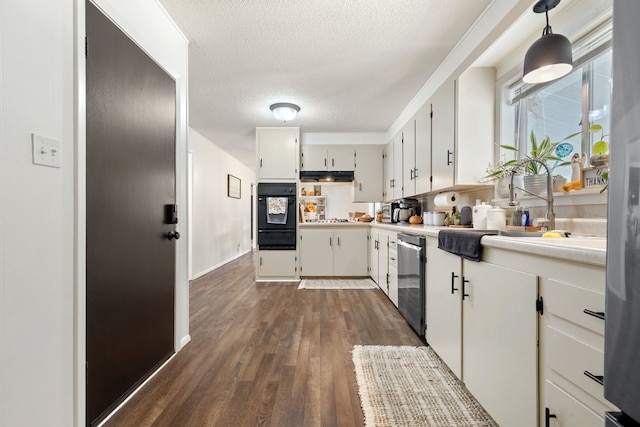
left=397, top=233, right=426, bottom=336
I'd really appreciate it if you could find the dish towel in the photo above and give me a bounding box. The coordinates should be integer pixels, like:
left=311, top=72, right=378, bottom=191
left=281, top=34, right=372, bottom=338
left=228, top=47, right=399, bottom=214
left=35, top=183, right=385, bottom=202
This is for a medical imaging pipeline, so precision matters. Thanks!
left=437, top=229, right=498, bottom=262
left=266, top=197, right=288, bottom=224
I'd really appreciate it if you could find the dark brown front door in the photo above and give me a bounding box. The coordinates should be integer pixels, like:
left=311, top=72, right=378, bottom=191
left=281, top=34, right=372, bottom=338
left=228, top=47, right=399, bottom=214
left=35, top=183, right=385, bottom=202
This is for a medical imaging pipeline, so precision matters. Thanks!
left=85, top=2, right=176, bottom=425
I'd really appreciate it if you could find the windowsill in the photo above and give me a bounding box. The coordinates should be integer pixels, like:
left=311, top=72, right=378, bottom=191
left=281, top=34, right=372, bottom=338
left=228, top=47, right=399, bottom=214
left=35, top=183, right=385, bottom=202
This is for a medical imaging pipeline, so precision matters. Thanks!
left=492, top=187, right=608, bottom=208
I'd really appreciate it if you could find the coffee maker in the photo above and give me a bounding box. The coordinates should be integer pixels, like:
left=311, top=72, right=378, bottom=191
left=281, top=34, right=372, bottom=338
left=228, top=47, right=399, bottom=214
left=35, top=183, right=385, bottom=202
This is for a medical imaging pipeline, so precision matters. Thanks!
left=392, top=198, right=421, bottom=223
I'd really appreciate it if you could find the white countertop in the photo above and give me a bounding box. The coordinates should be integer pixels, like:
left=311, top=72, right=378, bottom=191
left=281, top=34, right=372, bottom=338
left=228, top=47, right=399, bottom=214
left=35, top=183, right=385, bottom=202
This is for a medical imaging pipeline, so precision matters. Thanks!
left=299, top=221, right=372, bottom=227
left=369, top=222, right=607, bottom=267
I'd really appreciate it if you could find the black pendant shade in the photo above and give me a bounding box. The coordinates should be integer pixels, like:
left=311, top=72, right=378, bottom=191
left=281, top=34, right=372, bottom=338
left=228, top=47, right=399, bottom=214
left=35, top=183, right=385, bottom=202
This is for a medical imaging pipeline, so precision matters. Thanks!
left=522, top=0, right=573, bottom=84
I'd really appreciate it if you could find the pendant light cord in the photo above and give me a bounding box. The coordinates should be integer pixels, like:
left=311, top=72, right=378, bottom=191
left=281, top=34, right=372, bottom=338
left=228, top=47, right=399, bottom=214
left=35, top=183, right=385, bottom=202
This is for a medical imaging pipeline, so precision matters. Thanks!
left=542, top=8, right=553, bottom=36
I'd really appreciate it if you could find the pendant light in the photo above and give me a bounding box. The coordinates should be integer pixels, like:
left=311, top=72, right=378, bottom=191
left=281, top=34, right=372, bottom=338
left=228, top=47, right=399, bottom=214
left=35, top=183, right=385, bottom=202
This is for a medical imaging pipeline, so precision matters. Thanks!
left=523, top=0, right=573, bottom=84
left=270, top=103, right=300, bottom=122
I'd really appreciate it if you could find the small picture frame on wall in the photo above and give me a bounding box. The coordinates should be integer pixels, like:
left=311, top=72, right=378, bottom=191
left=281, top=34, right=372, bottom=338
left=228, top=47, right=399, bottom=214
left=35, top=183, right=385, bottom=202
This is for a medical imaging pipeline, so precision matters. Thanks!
left=227, top=174, right=241, bottom=199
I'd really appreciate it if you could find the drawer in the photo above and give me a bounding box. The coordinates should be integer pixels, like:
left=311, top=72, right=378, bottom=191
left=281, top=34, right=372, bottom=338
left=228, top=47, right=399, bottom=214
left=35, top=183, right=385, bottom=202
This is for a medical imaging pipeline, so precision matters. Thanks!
left=388, top=250, right=398, bottom=269
left=545, top=279, right=605, bottom=335
left=546, top=326, right=609, bottom=407
left=545, top=380, right=603, bottom=427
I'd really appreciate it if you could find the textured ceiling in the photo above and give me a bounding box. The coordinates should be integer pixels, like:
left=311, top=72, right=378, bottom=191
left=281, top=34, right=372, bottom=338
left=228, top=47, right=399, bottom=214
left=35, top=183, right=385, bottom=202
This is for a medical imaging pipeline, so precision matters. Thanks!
left=158, top=0, right=493, bottom=168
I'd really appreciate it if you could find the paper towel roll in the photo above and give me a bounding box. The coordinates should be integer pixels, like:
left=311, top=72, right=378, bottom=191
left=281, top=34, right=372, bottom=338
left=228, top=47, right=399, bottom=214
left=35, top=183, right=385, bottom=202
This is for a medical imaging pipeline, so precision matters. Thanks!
left=434, top=192, right=459, bottom=207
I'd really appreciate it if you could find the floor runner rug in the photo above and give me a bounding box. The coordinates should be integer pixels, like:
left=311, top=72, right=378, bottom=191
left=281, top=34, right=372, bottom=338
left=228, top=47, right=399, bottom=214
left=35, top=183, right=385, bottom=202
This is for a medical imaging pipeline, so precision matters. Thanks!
left=352, top=345, right=497, bottom=427
left=298, top=278, right=378, bottom=289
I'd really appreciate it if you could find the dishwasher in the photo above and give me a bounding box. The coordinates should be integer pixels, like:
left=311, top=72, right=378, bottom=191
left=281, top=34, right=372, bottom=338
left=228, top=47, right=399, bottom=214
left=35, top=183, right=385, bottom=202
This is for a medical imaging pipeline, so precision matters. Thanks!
left=397, top=233, right=426, bottom=337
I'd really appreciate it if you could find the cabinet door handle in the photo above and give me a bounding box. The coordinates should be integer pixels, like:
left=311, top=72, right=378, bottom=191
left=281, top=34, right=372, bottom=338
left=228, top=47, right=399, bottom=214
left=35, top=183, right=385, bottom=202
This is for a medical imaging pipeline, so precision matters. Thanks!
left=260, top=158, right=263, bottom=168
left=451, top=272, right=459, bottom=294
left=359, top=183, right=362, bottom=191
left=414, top=168, right=418, bottom=178
left=338, top=237, right=341, bottom=246
left=545, top=408, right=557, bottom=427
left=410, top=169, right=414, bottom=180
left=259, top=257, right=263, bottom=266
left=332, top=158, right=335, bottom=167
left=461, top=277, right=470, bottom=300
left=447, top=150, right=453, bottom=166
left=329, top=237, right=332, bottom=246
left=583, top=309, right=605, bottom=320
left=324, top=158, right=327, bottom=167
left=584, top=371, right=604, bottom=385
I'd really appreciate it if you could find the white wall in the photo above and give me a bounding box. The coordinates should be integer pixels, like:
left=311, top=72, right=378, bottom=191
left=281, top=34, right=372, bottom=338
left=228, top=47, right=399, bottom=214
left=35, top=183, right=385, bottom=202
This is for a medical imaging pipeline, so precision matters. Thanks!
left=0, top=1, right=75, bottom=426
left=190, top=129, right=256, bottom=279
left=0, top=0, right=189, bottom=425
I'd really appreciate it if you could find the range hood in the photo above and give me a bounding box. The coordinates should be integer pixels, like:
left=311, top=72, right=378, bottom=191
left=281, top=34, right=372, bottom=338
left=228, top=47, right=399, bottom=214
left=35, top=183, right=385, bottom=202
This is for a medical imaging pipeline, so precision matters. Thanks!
left=299, top=170, right=355, bottom=182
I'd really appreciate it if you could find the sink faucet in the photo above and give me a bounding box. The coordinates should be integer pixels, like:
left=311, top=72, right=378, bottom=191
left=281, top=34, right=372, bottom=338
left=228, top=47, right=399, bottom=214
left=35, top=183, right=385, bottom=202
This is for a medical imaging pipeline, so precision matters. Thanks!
left=509, top=157, right=555, bottom=230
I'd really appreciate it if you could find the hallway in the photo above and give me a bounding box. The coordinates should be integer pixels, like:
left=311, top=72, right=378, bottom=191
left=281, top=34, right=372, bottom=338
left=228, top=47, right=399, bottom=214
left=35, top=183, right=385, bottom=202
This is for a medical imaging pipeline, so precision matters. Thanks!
left=105, top=251, right=423, bottom=426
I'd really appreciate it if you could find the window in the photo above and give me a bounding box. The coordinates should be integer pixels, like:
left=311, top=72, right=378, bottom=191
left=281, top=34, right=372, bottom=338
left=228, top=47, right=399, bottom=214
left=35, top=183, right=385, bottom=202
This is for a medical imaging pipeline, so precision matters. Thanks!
left=505, top=24, right=612, bottom=181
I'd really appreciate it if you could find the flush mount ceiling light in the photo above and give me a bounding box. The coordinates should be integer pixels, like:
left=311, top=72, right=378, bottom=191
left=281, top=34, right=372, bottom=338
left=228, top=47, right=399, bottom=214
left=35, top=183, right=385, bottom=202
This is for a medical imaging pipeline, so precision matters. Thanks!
left=523, top=0, right=573, bottom=84
left=269, top=103, right=300, bottom=122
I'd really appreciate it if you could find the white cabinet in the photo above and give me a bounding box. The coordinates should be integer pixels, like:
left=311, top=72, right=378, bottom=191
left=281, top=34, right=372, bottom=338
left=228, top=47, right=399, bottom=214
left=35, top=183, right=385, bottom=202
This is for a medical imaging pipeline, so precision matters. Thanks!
left=300, top=145, right=328, bottom=171
left=369, top=230, right=390, bottom=295
left=333, top=228, right=368, bottom=276
left=256, top=127, right=299, bottom=180
left=388, top=233, right=398, bottom=306
left=392, top=133, right=403, bottom=200
left=430, top=68, right=495, bottom=191
left=299, top=227, right=368, bottom=277
left=462, top=260, right=538, bottom=427
left=430, top=78, right=456, bottom=190
left=413, top=104, right=431, bottom=194
left=425, top=246, right=462, bottom=378
left=402, top=104, right=431, bottom=197
left=539, top=264, right=617, bottom=426
left=402, top=120, right=415, bottom=197
left=354, top=145, right=383, bottom=202
left=256, top=250, right=298, bottom=280
left=300, top=145, right=354, bottom=171
left=383, top=143, right=393, bottom=202
left=299, top=229, right=333, bottom=276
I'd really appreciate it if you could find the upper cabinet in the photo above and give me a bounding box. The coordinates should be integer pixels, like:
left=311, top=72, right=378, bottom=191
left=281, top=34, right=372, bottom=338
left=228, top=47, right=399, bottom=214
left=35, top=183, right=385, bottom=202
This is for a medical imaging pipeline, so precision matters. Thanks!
left=431, top=68, right=495, bottom=191
left=383, top=143, right=394, bottom=202
left=354, top=145, right=383, bottom=202
left=430, top=78, right=456, bottom=191
left=256, top=127, right=300, bottom=180
left=404, top=104, right=432, bottom=196
left=392, top=132, right=403, bottom=200
left=300, top=145, right=354, bottom=171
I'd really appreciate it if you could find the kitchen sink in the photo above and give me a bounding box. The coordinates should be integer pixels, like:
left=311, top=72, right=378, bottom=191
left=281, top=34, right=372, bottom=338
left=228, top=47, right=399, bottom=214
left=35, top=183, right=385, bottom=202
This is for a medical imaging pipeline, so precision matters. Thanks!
left=498, top=230, right=545, bottom=237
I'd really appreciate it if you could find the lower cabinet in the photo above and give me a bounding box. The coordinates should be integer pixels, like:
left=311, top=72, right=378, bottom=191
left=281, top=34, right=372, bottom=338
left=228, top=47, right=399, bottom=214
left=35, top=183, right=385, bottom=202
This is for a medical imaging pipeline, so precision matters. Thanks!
left=426, top=246, right=538, bottom=427
left=388, top=233, right=398, bottom=306
left=370, top=229, right=390, bottom=295
left=540, top=266, right=616, bottom=426
left=425, top=246, right=462, bottom=378
left=462, top=261, right=538, bottom=427
left=299, top=227, right=368, bottom=276
left=256, top=250, right=298, bottom=280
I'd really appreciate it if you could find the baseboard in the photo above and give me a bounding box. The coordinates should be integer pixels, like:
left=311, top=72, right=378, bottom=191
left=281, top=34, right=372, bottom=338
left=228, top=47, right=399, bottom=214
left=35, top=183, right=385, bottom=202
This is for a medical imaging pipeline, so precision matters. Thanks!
left=191, top=249, right=251, bottom=280
left=96, top=353, right=177, bottom=427
left=179, top=334, right=191, bottom=350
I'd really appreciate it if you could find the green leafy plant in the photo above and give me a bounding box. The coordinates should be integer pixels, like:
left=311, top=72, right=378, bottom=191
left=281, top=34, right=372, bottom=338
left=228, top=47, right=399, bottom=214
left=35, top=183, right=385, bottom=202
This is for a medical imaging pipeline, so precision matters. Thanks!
left=590, top=124, right=609, bottom=155
left=500, top=130, right=576, bottom=175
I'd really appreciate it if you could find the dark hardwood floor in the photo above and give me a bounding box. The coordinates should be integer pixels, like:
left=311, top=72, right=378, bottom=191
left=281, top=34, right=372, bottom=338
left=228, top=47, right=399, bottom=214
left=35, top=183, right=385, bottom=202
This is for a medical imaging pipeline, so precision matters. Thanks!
left=105, top=251, right=423, bottom=426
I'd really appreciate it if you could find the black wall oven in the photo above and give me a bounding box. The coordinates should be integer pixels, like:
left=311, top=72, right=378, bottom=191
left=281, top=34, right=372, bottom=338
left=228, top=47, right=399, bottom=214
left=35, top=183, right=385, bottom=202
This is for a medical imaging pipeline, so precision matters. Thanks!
left=257, top=182, right=297, bottom=250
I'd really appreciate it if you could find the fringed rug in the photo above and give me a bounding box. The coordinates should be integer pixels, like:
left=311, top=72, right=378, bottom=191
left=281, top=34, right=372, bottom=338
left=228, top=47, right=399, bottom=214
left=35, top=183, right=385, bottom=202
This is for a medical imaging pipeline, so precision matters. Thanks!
left=297, top=278, right=378, bottom=290
left=352, top=345, right=497, bottom=427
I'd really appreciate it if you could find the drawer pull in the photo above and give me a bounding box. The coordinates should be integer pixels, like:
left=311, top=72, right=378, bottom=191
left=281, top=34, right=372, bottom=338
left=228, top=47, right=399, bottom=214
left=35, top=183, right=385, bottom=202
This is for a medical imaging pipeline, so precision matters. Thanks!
left=583, top=309, right=605, bottom=320
left=584, top=370, right=604, bottom=385
left=545, top=408, right=557, bottom=427
left=451, top=272, right=458, bottom=294
left=462, top=277, right=470, bottom=301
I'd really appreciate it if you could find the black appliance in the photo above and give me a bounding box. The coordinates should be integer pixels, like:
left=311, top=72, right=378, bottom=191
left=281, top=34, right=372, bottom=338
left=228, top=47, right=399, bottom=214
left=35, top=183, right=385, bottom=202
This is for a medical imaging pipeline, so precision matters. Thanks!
left=397, top=233, right=426, bottom=336
left=257, top=182, right=297, bottom=250
left=299, top=170, right=354, bottom=182
left=381, top=202, right=400, bottom=223
left=605, top=2, right=640, bottom=425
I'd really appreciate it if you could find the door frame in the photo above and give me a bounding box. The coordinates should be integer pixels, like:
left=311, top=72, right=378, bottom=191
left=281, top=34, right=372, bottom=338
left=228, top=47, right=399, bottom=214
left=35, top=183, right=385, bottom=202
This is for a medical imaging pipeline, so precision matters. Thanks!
left=74, top=1, right=190, bottom=425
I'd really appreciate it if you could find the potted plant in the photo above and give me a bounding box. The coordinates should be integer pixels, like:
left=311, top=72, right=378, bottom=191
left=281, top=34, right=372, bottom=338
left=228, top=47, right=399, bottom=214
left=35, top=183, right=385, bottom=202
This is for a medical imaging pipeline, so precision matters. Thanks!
left=500, top=130, right=576, bottom=195
left=483, top=159, right=519, bottom=199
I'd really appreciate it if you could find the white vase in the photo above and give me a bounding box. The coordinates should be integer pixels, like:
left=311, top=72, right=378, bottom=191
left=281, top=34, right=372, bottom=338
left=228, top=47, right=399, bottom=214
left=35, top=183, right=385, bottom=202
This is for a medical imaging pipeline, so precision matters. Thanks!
left=494, top=177, right=511, bottom=199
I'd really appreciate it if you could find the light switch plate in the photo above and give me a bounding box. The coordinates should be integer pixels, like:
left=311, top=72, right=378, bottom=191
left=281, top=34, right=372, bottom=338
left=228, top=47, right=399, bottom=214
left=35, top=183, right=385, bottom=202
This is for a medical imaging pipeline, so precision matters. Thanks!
left=32, top=133, right=61, bottom=168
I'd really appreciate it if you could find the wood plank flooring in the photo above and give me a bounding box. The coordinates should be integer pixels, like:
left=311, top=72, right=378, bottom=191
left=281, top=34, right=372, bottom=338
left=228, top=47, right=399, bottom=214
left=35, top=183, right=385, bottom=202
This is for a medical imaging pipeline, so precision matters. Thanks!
left=105, top=251, right=423, bottom=426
